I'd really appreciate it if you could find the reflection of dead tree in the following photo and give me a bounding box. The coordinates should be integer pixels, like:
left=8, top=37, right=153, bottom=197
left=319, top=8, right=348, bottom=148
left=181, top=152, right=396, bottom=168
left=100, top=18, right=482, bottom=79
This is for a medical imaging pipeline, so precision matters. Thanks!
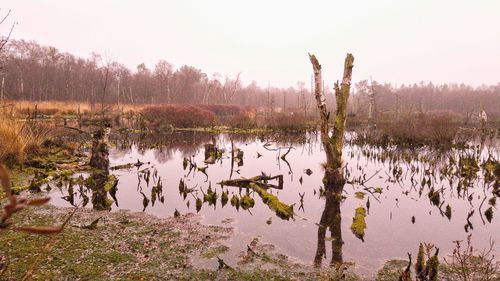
left=219, top=174, right=283, bottom=190
left=280, top=146, right=293, bottom=161
left=229, top=140, right=243, bottom=179
left=314, top=189, right=343, bottom=267
left=230, top=140, right=235, bottom=179
left=263, top=141, right=299, bottom=175
left=298, top=192, right=305, bottom=212
left=279, top=146, right=294, bottom=175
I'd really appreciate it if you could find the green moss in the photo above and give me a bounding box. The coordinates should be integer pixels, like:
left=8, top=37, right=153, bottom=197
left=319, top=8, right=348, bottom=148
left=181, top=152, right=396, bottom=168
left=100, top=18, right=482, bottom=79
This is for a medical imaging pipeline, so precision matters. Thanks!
left=0, top=211, right=134, bottom=280
left=6, top=169, right=32, bottom=194
left=415, top=243, right=425, bottom=277
left=57, top=169, right=74, bottom=181
left=350, top=207, right=367, bottom=241
left=354, top=192, right=365, bottom=199
left=240, top=193, right=255, bottom=210
left=221, top=190, right=228, bottom=206
left=9, top=185, right=22, bottom=195
left=105, top=198, right=114, bottom=208
left=459, top=156, right=480, bottom=177
left=230, top=194, right=240, bottom=209
left=427, top=255, right=439, bottom=281
left=203, top=185, right=217, bottom=205
left=0, top=203, right=363, bottom=280
left=250, top=183, right=293, bottom=220
left=104, top=174, right=118, bottom=192
left=196, top=198, right=203, bottom=212
left=28, top=176, right=49, bottom=192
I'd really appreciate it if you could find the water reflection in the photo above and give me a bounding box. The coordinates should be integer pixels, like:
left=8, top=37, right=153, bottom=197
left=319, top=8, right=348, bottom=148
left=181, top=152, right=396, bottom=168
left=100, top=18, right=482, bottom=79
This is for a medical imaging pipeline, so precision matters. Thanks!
left=315, top=187, right=344, bottom=267
left=48, top=130, right=499, bottom=276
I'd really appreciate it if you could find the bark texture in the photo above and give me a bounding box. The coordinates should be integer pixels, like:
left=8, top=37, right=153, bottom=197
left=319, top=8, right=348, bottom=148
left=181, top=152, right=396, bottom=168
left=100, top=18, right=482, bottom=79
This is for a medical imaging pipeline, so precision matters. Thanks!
left=88, top=128, right=112, bottom=210
left=309, top=53, right=354, bottom=173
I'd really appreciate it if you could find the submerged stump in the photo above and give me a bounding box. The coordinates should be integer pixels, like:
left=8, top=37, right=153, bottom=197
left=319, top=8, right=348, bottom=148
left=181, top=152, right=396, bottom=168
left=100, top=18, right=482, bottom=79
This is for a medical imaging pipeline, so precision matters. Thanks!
left=88, top=128, right=113, bottom=210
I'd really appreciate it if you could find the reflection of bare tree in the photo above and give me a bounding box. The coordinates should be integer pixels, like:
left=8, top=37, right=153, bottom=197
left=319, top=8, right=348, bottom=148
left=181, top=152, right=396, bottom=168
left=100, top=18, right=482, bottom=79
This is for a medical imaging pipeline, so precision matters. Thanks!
left=314, top=187, right=343, bottom=267
left=111, top=131, right=311, bottom=164
left=153, top=148, right=175, bottom=163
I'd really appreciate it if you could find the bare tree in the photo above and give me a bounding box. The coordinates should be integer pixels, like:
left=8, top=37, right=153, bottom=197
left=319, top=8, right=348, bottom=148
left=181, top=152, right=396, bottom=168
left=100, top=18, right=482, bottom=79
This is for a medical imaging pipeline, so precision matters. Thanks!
left=223, top=72, right=241, bottom=104
left=154, top=60, right=174, bottom=103
left=309, top=53, right=354, bottom=186
left=0, top=9, right=16, bottom=102
left=0, top=9, right=15, bottom=54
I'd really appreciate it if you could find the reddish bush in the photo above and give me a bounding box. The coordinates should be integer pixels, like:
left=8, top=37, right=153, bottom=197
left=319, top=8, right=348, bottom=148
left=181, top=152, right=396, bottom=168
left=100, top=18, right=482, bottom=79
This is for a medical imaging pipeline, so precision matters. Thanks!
left=263, top=112, right=314, bottom=131
left=225, top=109, right=257, bottom=128
left=141, top=105, right=216, bottom=128
left=362, top=111, right=462, bottom=147
left=197, top=104, right=245, bottom=116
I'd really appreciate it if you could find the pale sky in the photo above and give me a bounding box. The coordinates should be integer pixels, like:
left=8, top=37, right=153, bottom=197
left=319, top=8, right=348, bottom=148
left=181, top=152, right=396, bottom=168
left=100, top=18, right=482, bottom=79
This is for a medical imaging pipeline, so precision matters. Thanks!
left=2, top=0, right=500, bottom=88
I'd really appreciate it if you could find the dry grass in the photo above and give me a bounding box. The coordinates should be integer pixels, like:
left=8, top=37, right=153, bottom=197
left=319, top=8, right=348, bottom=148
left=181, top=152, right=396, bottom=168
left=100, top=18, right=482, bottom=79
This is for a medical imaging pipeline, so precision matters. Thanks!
left=0, top=113, right=52, bottom=167
left=13, top=101, right=91, bottom=116
left=10, top=100, right=146, bottom=117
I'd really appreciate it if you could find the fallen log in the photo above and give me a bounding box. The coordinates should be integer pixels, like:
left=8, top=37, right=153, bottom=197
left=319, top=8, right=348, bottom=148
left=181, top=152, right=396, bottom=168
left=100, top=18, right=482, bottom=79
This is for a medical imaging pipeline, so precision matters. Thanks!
left=218, top=174, right=293, bottom=220
left=218, top=174, right=283, bottom=190
left=250, top=183, right=293, bottom=220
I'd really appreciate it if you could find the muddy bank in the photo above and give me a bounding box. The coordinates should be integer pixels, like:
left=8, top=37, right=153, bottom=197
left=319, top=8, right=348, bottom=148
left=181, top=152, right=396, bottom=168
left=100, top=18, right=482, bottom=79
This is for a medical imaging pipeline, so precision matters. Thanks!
left=0, top=203, right=363, bottom=280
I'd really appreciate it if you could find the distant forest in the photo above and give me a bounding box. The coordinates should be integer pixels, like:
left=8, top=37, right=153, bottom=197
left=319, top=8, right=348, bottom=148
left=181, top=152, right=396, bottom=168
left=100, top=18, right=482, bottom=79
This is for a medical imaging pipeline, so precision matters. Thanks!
left=1, top=39, right=499, bottom=120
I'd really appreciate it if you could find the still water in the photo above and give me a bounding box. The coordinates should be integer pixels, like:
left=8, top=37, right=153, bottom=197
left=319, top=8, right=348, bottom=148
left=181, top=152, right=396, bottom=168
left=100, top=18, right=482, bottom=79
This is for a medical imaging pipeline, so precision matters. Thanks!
left=50, top=131, right=499, bottom=276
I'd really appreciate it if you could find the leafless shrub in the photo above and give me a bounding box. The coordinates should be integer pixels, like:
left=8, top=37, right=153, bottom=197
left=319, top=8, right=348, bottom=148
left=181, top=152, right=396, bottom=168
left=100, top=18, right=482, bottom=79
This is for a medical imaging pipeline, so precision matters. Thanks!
left=443, top=234, right=499, bottom=281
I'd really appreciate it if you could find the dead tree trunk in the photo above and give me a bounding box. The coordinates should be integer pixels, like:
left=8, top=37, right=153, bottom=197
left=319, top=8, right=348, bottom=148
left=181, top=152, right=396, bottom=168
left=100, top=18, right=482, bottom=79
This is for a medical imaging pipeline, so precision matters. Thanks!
left=88, top=128, right=112, bottom=210
left=309, top=53, right=354, bottom=185
left=310, top=53, right=353, bottom=268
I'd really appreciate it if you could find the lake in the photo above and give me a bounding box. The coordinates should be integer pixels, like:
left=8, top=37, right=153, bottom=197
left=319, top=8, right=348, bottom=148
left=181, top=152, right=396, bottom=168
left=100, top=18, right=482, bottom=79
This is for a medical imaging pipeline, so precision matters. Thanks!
left=49, top=130, right=499, bottom=277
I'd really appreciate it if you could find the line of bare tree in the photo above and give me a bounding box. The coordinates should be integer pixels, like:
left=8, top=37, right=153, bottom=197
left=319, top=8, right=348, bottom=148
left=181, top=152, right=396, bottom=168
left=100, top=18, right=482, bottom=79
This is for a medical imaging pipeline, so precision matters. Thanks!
left=0, top=39, right=313, bottom=110
left=353, top=80, right=500, bottom=121
left=0, top=39, right=499, bottom=120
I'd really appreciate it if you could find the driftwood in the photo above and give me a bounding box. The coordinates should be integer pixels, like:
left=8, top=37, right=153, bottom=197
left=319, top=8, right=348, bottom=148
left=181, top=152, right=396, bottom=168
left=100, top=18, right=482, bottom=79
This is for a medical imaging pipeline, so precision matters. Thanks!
left=219, top=174, right=283, bottom=190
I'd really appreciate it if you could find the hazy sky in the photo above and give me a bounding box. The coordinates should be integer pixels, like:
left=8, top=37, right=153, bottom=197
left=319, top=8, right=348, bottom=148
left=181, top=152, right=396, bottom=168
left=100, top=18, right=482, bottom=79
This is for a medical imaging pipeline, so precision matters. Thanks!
left=2, top=0, right=500, bottom=88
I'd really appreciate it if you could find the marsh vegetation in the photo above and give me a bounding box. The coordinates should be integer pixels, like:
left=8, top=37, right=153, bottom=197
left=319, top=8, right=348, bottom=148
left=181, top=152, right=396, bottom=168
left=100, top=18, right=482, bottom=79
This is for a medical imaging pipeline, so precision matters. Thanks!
left=1, top=7, right=499, bottom=280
